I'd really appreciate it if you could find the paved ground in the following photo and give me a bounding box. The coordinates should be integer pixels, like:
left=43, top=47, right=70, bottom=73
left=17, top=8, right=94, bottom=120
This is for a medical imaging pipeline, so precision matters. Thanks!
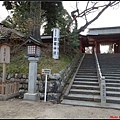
left=0, top=98, right=119, bottom=119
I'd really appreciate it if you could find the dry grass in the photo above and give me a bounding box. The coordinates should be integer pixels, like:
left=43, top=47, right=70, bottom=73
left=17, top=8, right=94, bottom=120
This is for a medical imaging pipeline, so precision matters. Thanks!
left=0, top=43, right=76, bottom=74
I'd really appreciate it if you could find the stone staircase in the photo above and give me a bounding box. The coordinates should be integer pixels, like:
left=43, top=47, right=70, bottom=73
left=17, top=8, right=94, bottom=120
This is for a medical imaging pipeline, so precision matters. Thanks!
left=61, top=54, right=101, bottom=107
left=97, top=53, right=120, bottom=105
left=61, top=53, right=120, bottom=109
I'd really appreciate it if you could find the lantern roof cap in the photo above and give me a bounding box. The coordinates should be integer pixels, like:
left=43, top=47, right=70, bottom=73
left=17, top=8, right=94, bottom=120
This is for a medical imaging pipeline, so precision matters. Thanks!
left=25, top=35, right=46, bottom=47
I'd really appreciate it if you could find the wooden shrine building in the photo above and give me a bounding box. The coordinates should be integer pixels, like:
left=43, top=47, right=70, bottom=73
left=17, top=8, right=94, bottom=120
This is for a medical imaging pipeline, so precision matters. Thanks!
left=79, top=26, right=120, bottom=54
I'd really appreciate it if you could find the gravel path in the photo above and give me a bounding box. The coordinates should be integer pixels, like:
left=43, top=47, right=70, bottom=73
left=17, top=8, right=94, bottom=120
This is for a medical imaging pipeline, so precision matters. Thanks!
left=0, top=98, right=119, bottom=119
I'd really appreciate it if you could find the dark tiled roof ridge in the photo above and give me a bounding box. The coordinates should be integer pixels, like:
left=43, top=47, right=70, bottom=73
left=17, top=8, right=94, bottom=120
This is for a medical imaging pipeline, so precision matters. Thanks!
left=88, top=26, right=120, bottom=30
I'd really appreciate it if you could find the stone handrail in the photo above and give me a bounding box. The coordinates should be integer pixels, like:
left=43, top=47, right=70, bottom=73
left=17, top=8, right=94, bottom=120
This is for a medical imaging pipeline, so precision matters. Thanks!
left=94, top=49, right=106, bottom=106
left=64, top=53, right=85, bottom=96
left=59, top=51, right=83, bottom=94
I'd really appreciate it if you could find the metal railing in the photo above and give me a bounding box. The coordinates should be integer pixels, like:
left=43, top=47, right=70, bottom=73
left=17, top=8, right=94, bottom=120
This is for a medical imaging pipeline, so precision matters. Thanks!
left=94, top=49, right=106, bottom=106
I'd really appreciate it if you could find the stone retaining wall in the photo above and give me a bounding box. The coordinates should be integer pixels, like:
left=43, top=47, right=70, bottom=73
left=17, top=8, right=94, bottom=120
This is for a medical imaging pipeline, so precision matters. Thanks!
left=0, top=52, right=83, bottom=103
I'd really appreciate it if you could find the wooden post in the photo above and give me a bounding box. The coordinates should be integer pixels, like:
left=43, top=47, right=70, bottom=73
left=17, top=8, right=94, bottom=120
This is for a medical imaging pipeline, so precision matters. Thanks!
left=16, top=82, right=18, bottom=92
left=2, top=63, right=6, bottom=82
left=5, top=83, right=9, bottom=95
left=14, top=82, right=16, bottom=93
left=1, top=84, right=4, bottom=95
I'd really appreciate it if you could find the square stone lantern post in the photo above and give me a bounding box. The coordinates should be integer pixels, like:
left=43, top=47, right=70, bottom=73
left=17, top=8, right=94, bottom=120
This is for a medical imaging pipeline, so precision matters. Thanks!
left=24, top=36, right=44, bottom=101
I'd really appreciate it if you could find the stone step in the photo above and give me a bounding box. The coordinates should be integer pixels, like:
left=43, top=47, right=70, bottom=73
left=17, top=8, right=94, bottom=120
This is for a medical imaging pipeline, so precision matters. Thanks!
left=75, top=75, right=98, bottom=78
left=101, top=67, right=120, bottom=69
left=106, top=83, right=120, bottom=87
left=100, top=65, right=120, bottom=66
left=78, top=70, right=97, bottom=72
left=80, top=66, right=96, bottom=68
left=99, top=59, right=120, bottom=60
left=102, top=72, right=120, bottom=74
left=71, top=84, right=120, bottom=91
left=70, top=89, right=100, bottom=95
left=70, top=89, right=120, bottom=97
left=79, top=67, right=96, bottom=69
left=76, top=73, right=97, bottom=75
left=73, top=81, right=99, bottom=86
left=79, top=69, right=96, bottom=71
left=77, top=69, right=97, bottom=73
left=71, top=85, right=100, bottom=90
left=64, top=94, right=100, bottom=102
left=61, top=99, right=100, bottom=107
left=99, top=62, right=120, bottom=63
left=61, top=99, right=120, bottom=110
left=106, top=96, right=120, bottom=104
left=104, top=76, right=120, bottom=79
left=80, top=64, right=96, bottom=66
left=99, top=60, right=120, bottom=61
left=105, top=79, right=120, bottom=83
left=74, top=78, right=120, bottom=83
left=106, top=86, right=120, bottom=92
left=101, top=69, right=120, bottom=71
left=103, top=74, right=120, bottom=76
left=106, top=91, right=120, bottom=97
left=99, top=59, right=120, bottom=61
left=74, top=78, right=98, bottom=82
left=64, top=93, right=120, bottom=104
left=81, top=62, right=95, bottom=63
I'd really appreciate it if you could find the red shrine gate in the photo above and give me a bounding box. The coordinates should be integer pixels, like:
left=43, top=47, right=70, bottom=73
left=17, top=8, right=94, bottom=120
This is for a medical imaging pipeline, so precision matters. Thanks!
left=79, top=26, right=120, bottom=54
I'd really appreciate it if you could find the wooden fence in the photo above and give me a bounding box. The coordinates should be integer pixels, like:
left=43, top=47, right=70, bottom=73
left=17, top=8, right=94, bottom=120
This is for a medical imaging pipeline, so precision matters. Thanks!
left=0, top=81, right=20, bottom=100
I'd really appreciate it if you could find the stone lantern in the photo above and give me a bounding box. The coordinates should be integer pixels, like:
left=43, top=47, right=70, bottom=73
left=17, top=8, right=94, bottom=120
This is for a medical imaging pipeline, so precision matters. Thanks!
left=24, top=36, right=44, bottom=101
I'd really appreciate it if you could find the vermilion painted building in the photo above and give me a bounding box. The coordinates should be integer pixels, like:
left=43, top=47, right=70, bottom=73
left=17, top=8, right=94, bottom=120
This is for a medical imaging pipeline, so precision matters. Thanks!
left=80, top=26, right=120, bottom=54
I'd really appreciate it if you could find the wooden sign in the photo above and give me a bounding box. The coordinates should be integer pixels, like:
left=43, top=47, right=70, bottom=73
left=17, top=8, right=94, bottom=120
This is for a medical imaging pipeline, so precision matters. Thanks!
left=0, top=43, right=10, bottom=63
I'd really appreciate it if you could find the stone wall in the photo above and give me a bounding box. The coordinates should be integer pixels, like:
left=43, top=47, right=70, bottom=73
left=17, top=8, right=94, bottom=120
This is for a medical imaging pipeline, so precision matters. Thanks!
left=0, top=51, right=83, bottom=103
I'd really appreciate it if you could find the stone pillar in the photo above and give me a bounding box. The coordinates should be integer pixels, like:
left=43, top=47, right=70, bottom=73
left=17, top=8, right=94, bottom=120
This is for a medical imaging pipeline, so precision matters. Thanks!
left=100, top=76, right=106, bottom=106
left=24, top=57, right=40, bottom=101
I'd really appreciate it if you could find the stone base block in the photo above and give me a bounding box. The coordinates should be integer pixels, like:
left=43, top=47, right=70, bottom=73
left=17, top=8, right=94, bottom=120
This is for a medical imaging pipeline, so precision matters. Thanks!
left=24, top=93, right=40, bottom=101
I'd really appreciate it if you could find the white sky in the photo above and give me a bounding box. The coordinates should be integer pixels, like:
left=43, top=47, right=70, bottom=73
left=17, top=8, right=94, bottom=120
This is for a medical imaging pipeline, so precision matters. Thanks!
left=63, top=1, right=120, bottom=28
left=0, top=1, right=117, bottom=52
left=0, top=1, right=120, bottom=32
left=0, top=1, right=9, bottom=21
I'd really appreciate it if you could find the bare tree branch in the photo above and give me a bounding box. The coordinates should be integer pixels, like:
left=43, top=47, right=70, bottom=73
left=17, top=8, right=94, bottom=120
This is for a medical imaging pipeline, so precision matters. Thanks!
left=84, top=1, right=89, bottom=23
left=70, top=1, right=120, bottom=34
left=78, top=1, right=120, bottom=33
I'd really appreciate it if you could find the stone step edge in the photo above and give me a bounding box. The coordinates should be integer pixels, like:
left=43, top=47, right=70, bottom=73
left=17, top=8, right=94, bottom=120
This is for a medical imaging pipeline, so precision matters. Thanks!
left=61, top=99, right=120, bottom=110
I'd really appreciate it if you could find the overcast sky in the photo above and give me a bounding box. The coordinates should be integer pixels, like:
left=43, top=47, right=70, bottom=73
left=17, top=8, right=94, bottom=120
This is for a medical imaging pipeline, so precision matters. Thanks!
left=0, top=1, right=8, bottom=21
left=0, top=1, right=120, bottom=30
left=63, top=1, right=120, bottom=28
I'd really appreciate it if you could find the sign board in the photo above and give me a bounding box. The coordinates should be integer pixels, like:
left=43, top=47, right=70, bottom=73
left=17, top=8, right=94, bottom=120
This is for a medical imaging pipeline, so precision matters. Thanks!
left=0, top=43, right=10, bottom=63
left=42, top=69, right=51, bottom=75
left=52, top=28, right=60, bottom=59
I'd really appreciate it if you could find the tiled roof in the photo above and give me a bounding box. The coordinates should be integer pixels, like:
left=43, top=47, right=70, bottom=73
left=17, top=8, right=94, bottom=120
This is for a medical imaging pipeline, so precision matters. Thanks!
left=87, top=26, right=120, bottom=35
